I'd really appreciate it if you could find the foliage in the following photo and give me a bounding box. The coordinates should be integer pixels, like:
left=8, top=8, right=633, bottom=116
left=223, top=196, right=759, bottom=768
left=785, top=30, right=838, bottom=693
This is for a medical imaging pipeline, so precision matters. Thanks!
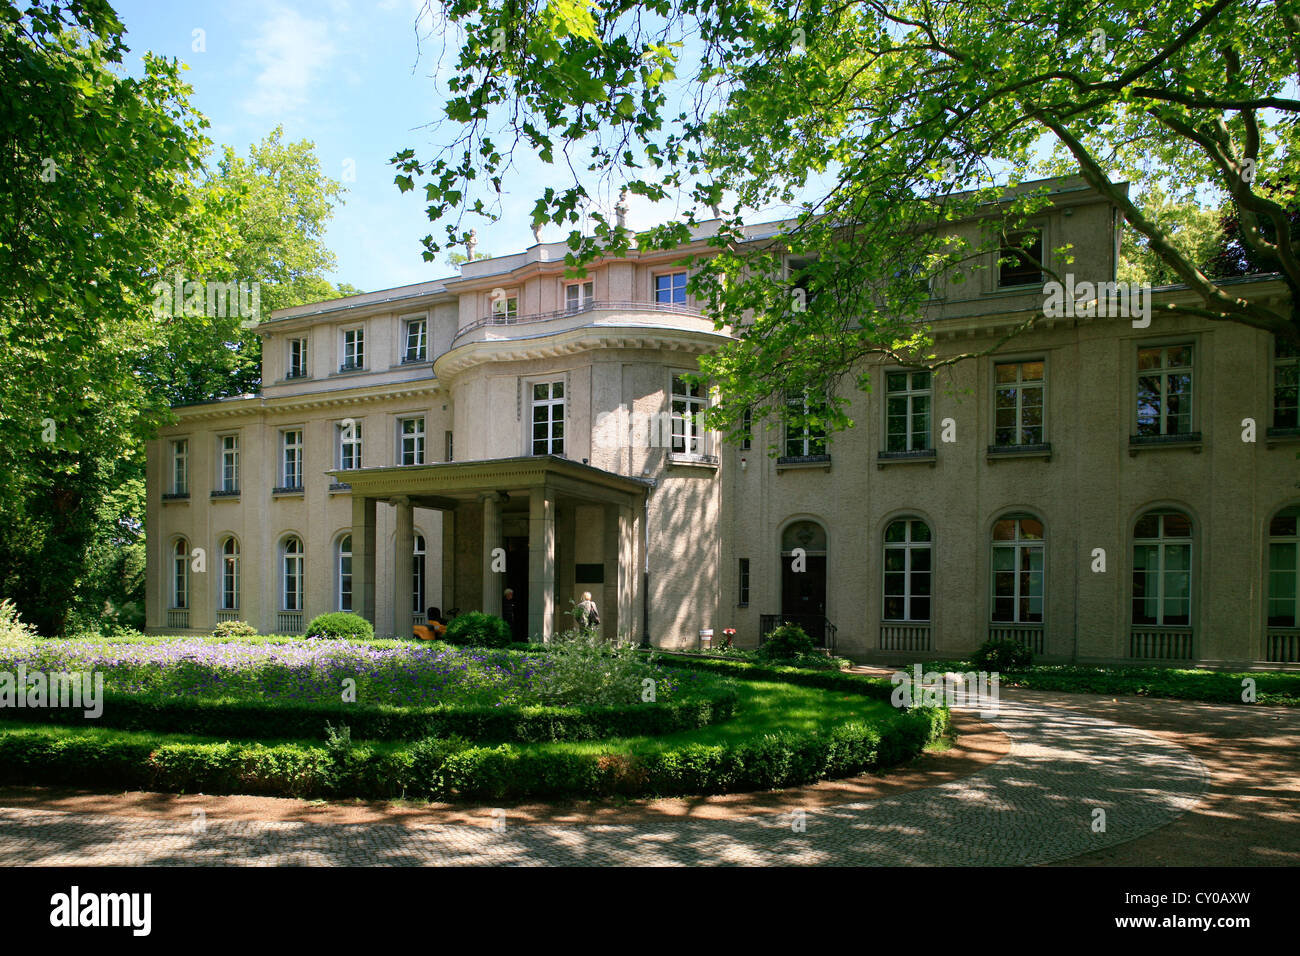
left=757, top=623, right=815, bottom=661
left=212, top=620, right=258, bottom=640
left=0, top=599, right=37, bottom=649
left=971, top=639, right=1034, bottom=672
left=442, top=611, right=512, bottom=648
left=536, top=628, right=662, bottom=707
left=304, top=612, right=375, bottom=641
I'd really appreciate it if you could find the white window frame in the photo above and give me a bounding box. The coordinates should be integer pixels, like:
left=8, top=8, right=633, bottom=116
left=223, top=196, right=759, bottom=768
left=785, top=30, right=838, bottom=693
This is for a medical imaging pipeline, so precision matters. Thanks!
left=991, top=515, right=1045, bottom=624
left=220, top=537, right=240, bottom=610
left=1273, top=336, right=1298, bottom=430
left=783, top=389, right=828, bottom=458
left=1132, top=511, right=1193, bottom=627
left=992, top=359, right=1047, bottom=447
left=884, top=370, right=932, bottom=453
left=489, top=290, right=519, bottom=322
left=341, top=326, right=365, bottom=371
left=337, top=420, right=363, bottom=470
left=529, top=380, right=566, bottom=456
left=288, top=336, right=309, bottom=378
left=282, top=537, right=305, bottom=612
left=564, top=280, right=594, bottom=313
left=218, top=434, right=240, bottom=492
left=171, top=439, right=189, bottom=495
left=171, top=538, right=189, bottom=609
left=403, top=317, right=428, bottom=363
left=654, top=271, right=688, bottom=307
left=337, top=534, right=353, bottom=612
left=1135, top=343, right=1195, bottom=437
left=398, top=416, right=426, bottom=466
left=413, top=534, right=426, bottom=615
left=670, top=372, right=709, bottom=456
left=883, top=518, right=932, bottom=623
left=281, top=429, right=304, bottom=489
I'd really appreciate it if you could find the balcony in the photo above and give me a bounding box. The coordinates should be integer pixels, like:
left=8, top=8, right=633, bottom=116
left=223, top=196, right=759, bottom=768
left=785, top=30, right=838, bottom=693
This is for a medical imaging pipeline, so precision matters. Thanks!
left=451, top=299, right=713, bottom=347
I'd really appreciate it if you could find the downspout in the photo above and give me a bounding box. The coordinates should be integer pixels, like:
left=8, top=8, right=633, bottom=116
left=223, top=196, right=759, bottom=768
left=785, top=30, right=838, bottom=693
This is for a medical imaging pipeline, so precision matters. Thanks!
left=641, top=480, right=656, bottom=648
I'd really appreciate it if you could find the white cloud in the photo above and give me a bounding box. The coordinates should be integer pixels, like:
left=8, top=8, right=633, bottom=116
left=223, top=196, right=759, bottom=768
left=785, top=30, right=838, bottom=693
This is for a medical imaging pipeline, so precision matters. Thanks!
left=241, top=7, right=337, bottom=119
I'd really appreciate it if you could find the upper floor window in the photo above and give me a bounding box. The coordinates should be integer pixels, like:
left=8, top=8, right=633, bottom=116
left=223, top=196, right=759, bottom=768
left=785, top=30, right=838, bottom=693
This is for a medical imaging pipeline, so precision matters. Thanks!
left=341, top=327, right=365, bottom=371
left=220, top=537, right=240, bottom=611
left=531, top=381, right=565, bottom=456
left=281, top=429, right=303, bottom=489
left=565, top=280, right=594, bottom=313
left=885, top=370, right=932, bottom=452
left=1274, top=336, right=1298, bottom=430
left=170, top=439, right=189, bottom=495
left=993, top=360, right=1045, bottom=446
left=490, top=290, right=519, bottom=322
left=654, top=271, right=687, bottom=306
left=218, top=434, right=239, bottom=492
left=883, top=518, right=932, bottom=622
left=788, top=257, right=817, bottom=310
left=399, top=416, right=426, bottom=465
left=740, top=407, right=753, bottom=451
left=404, top=318, right=428, bottom=363
left=1132, top=510, right=1192, bottom=627
left=1268, top=506, right=1299, bottom=628
left=998, top=228, right=1043, bottom=288
left=1136, top=345, right=1193, bottom=437
left=338, top=420, right=363, bottom=470
left=671, top=373, right=708, bottom=455
left=288, top=337, right=308, bottom=378
left=784, top=389, right=828, bottom=458
left=991, top=515, right=1044, bottom=624
left=171, top=538, right=189, bottom=609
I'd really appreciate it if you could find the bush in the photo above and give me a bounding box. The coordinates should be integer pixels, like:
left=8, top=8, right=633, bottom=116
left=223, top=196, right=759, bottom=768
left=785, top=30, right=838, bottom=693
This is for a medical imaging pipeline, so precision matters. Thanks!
left=213, top=620, right=258, bottom=639
left=538, top=628, right=662, bottom=707
left=0, top=599, right=37, bottom=648
left=443, top=611, right=512, bottom=648
left=304, top=612, right=374, bottom=641
left=757, top=623, right=815, bottom=661
left=972, top=638, right=1033, bottom=671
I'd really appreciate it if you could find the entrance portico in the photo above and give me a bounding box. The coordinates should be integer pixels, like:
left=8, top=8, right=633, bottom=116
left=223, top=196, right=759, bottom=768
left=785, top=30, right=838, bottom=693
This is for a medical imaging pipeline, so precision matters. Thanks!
left=330, top=456, right=649, bottom=641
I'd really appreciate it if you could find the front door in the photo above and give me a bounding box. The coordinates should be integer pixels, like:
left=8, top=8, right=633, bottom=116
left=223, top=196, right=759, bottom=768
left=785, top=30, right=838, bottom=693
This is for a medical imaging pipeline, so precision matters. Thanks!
left=504, top=535, right=529, bottom=641
left=780, top=520, right=828, bottom=644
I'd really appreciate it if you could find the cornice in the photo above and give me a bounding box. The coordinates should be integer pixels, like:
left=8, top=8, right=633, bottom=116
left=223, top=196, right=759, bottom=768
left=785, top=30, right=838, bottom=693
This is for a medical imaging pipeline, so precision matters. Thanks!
left=170, top=380, right=445, bottom=423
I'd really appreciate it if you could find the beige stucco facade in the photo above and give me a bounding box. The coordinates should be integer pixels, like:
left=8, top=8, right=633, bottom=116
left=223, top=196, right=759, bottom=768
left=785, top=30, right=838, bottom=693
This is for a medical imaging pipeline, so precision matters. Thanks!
left=146, top=178, right=1300, bottom=666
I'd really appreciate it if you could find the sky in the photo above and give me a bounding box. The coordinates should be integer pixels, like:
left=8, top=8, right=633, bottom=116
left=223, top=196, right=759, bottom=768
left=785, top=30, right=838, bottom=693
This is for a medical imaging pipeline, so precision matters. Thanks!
left=111, top=0, right=712, bottom=295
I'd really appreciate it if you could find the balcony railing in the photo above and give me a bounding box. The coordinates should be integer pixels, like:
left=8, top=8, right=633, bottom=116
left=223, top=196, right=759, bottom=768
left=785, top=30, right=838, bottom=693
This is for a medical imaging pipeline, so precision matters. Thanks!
left=454, top=299, right=703, bottom=343
left=1265, top=628, right=1300, bottom=663
left=166, top=609, right=190, bottom=629
left=277, top=611, right=304, bottom=634
left=759, top=614, right=837, bottom=654
left=988, top=622, right=1045, bottom=654
left=880, top=621, right=932, bottom=651
left=1130, top=626, right=1194, bottom=660
left=216, top=610, right=242, bottom=623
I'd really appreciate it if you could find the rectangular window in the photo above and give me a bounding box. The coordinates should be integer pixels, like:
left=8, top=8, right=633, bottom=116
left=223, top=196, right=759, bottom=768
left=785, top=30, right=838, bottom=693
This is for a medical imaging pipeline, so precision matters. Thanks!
left=998, top=229, right=1043, bottom=287
left=281, top=430, right=303, bottom=488
left=172, top=546, right=188, bottom=609
left=654, top=271, right=687, bottom=306
left=565, top=280, right=594, bottom=313
left=885, top=370, right=932, bottom=452
left=490, top=292, right=518, bottom=322
left=1136, top=345, right=1194, bottom=437
left=341, top=327, right=365, bottom=371
left=445, top=430, right=454, bottom=462
left=883, top=519, right=933, bottom=622
left=399, top=416, right=426, bottom=465
left=219, top=435, right=239, bottom=492
left=993, top=360, right=1046, bottom=446
left=338, top=421, right=363, bottom=470
left=1274, top=336, right=1298, bottom=430
left=171, top=439, right=189, bottom=495
left=784, top=390, right=828, bottom=458
left=531, top=381, right=565, bottom=455
left=288, top=337, right=308, bottom=378
left=738, top=558, right=750, bottom=606
left=740, top=407, right=753, bottom=451
left=671, top=373, right=708, bottom=455
left=404, top=318, right=428, bottom=363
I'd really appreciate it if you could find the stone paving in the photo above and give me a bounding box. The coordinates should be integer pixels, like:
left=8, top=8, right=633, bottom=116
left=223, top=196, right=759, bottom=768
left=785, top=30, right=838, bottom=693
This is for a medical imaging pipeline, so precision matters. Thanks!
left=0, top=698, right=1207, bottom=865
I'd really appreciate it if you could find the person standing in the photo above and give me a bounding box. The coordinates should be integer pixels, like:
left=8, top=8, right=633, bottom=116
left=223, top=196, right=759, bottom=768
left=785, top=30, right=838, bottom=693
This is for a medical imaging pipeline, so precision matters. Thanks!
left=574, top=591, right=600, bottom=633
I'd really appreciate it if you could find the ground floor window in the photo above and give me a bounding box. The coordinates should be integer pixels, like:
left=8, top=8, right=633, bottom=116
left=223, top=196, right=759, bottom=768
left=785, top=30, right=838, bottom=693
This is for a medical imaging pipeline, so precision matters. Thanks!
left=413, top=534, right=426, bottom=614
left=1268, top=506, right=1299, bottom=627
left=282, top=536, right=304, bottom=612
left=337, top=535, right=352, bottom=612
left=171, top=538, right=189, bottom=609
left=991, top=514, right=1043, bottom=623
left=1132, top=510, right=1192, bottom=626
left=883, top=518, right=931, bottom=621
left=220, top=537, right=239, bottom=610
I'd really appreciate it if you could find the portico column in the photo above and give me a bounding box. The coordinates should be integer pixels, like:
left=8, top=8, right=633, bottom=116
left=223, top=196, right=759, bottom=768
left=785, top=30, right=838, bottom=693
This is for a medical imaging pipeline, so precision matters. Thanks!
left=481, top=492, right=503, bottom=617
left=528, top=485, right=556, bottom=642
left=392, top=495, right=413, bottom=637
left=351, top=495, right=377, bottom=626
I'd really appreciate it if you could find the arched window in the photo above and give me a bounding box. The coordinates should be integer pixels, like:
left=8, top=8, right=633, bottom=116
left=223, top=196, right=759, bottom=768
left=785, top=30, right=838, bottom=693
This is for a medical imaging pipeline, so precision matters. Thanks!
left=171, top=538, right=189, bottom=609
left=220, top=537, right=240, bottom=610
left=1132, top=510, right=1192, bottom=626
left=1268, top=506, right=1299, bottom=628
left=337, top=535, right=352, bottom=612
left=413, top=534, right=426, bottom=615
left=282, top=536, right=304, bottom=612
left=883, top=518, right=931, bottom=622
left=991, top=514, right=1044, bottom=623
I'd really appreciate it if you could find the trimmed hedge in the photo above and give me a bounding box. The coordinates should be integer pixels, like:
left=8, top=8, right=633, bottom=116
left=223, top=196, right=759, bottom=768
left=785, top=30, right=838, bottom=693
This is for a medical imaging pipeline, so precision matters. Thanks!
left=0, top=687, right=741, bottom=743
left=653, top=653, right=902, bottom=699
left=0, top=706, right=948, bottom=801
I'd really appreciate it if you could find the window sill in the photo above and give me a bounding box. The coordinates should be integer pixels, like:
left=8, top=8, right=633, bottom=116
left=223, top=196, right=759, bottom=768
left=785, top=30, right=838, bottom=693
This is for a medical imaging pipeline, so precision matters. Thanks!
left=1266, top=426, right=1300, bottom=447
left=1128, top=432, right=1203, bottom=456
left=668, top=453, right=719, bottom=470
left=280, top=373, right=312, bottom=384
left=161, top=492, right=190, bottom=502
left=210, top=489, right=241, bottom=499
left=333, top=365, right=367, bottom=377
left=395, top=358, right=432, bottom=369
left=987, top=443, right=1053, bottom=462
left=329, top=482, right=353, bottom=493
left=775, top=454, right=832, bottom=472
left=877, top=449, right=936, bottom=469
left=272, top=486, right=305, bottom=496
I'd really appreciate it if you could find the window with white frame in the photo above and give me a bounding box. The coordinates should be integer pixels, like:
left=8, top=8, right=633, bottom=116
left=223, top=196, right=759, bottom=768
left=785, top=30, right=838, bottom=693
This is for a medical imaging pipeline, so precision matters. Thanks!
left=1274, top=337, right=1298, bottom=430
left=531, top=381, right=565, bottom=455
left=337, top=420, right=363, bottom=470
left=171, top=439, right=189, bottom=495
left=885, top=370, right=932, bottom=452
left=883, top=518, right=932, bottom=622
left=398, top=416, right=425, bottom=465
left=991, top=514, right=1044, bottom=623
left=1132, top=510, right=1192, bottom=626
left=218, top=434, right=239, bottom=492
left=564, top=280, right=594, bottom=313
left=288, top=337, right=308, bottom=378
left=784, top=389, right=828, bottom=458
left=282, top=536, right=304, bottom=612
left=671, top=373, right=708, bottom=455
left=403, top=317, right=428, bottom=362
left=1136, top=345, right=1194, bottom=437
left=654, top=271, right=687, bottom=306
left=341, top=327, right=365, bottom=370
left=281, top=429, right=303, bottom=488
left=171, top=538, right=189, bottom=609
left=490, top=291, right=519, bottom=322
left=1269, top=506, right=1299, bottom=628
left=220, top=537, right=240, bottom=610
left=993, top=360, right=1046, bottom=446
left=413, top=534, right=426, bottom=614
left=337, top=534, right=353, bottom=612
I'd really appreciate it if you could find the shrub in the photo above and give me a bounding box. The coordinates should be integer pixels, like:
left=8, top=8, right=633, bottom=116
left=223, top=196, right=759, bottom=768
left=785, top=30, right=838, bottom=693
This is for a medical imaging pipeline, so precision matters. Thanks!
left=443, top=611, right=512, bottom=648
left=538, top=628, right=662, bottom=707
left=304, top=612, right=374, bottom=641
left=213, top=620, right=258, bottom=639
left=0, top=599, right=37, bottom=648
left=757, top=623, right=815, bottom=661
left=972, top=638, right=1033, bottom=671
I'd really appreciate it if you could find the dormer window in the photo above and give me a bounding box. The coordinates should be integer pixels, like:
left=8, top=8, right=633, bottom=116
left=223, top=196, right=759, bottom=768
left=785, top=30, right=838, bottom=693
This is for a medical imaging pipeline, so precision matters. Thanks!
left=341, top=327, right=365, bottom=371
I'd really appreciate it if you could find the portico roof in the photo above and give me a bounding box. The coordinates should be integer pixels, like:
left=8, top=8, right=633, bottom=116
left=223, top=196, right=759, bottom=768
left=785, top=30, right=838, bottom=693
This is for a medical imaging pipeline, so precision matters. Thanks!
left=328, top=455, right=653, bottom=509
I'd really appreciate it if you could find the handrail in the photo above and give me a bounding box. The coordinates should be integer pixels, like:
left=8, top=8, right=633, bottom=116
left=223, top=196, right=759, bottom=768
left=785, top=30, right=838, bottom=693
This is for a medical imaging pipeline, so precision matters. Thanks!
left=453, top=299, right=705, bottom=342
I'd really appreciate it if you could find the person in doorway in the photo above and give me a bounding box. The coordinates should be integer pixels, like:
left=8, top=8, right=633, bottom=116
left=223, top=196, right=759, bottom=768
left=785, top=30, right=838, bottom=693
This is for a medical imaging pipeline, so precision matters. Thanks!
left=574, top=591, right=600, bottom=632
left=502, top=589, right=516, bottom=628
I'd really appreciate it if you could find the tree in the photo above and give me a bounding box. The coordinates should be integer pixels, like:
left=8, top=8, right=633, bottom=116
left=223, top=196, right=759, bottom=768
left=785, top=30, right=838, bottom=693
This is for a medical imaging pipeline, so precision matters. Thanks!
left=396, top=0, right=1299, bottom=443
